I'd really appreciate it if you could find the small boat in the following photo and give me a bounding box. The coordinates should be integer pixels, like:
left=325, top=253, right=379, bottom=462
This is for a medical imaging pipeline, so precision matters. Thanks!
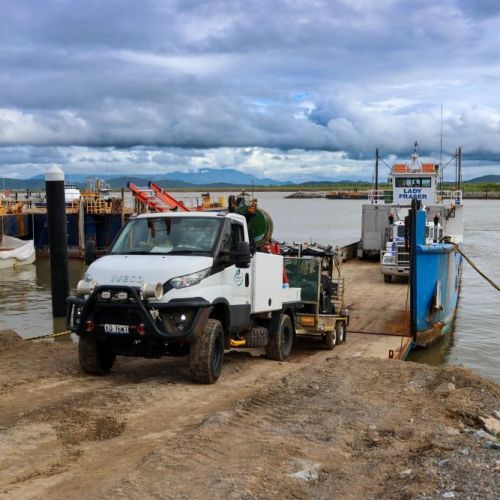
left=0, top=235, right=36, bottom=269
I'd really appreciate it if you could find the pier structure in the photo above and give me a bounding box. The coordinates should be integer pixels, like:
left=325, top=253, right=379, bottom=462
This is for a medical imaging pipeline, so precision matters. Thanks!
left=0, top=182, right=229, bottom=258
left=0, top=184, right=136, bottom=258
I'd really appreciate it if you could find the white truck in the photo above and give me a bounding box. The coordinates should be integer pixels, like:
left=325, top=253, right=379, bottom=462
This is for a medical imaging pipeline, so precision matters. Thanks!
left=66, top=211, right=301, bottom=384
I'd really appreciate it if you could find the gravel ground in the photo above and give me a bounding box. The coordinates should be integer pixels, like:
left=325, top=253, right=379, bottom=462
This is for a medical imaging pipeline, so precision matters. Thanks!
left=0, top=329, right=499, bottom=499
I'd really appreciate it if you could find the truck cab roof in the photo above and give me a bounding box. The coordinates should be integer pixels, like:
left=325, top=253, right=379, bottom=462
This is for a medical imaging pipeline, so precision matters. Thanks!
left=134, top=211, right=247, bottom=224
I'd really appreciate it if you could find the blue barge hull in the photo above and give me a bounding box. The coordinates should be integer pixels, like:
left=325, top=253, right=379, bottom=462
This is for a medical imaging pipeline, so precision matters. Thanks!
left=411, top=207, right=462, bottom=347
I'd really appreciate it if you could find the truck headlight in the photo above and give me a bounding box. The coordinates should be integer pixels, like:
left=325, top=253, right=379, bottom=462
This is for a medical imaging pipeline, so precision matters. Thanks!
left=141, top=282, right=164, bottom=300
left=77, top=279, right=96, bottom=296
left=383, top=255, right=396, bottom=265
left=168, top=268, right=211, bottom=289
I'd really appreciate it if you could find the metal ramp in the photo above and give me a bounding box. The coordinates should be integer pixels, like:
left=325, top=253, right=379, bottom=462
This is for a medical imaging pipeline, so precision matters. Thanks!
left=127, top=182, right=189, bottom=213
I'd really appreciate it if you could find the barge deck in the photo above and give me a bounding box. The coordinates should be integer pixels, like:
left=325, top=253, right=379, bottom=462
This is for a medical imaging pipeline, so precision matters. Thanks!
left=342, top=259, right=412, bottom=360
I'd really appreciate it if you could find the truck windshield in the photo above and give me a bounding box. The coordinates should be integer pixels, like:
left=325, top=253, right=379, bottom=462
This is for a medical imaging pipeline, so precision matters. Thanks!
left=109, top=216, right=223, bottom=255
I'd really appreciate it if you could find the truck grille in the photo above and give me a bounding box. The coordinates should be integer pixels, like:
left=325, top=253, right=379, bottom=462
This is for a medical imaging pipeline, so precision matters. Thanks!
left=397, top=246, right=410, bottom=266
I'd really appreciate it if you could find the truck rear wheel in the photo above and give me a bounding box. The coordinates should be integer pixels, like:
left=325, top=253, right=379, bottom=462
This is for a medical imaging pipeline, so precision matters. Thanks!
left=78, top=335, right=116, bottom=375
left=265, top=314, right=294, bottom=361
left=189, top=319, right=224, bottom=384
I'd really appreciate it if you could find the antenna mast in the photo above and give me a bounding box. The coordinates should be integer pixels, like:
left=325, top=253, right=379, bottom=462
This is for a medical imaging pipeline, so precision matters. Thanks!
left=440, top=105, right=443, bottom=168
left=458, top=147, right=462, bottom=191
left=440, top=105, right=444, bottom=189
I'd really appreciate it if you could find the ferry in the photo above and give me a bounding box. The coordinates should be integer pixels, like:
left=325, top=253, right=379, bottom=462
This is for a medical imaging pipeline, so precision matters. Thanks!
left=365, top=144, right=464, bottom=347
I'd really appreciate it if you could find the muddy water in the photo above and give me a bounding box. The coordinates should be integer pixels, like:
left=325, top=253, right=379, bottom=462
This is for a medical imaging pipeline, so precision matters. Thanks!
left=1, top=194, right=498, bottom=382
left=0, top=258, right=85, bottom=339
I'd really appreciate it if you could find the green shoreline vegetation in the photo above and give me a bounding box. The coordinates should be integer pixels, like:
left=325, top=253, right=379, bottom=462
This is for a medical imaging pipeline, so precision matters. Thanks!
left=164, top=182, right=500, bottom=193
left=2, top=181, right=499, bottom=194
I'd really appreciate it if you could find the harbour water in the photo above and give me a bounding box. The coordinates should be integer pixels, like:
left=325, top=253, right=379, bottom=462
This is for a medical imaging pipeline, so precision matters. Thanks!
left=1, top=193, right=498, bottom=382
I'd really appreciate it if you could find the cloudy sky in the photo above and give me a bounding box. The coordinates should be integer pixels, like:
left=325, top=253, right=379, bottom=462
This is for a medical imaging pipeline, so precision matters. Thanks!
left=1, top=0, right=500, bottom=181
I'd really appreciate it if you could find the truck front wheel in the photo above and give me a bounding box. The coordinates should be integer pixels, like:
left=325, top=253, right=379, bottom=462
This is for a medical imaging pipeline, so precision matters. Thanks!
left=384, top=274, right=392, bottom=283
left=265, top=314, right=294, bottom=361
left=189, top=319, right=224, bottom=384
left=78, top=335, right=116, bottom=375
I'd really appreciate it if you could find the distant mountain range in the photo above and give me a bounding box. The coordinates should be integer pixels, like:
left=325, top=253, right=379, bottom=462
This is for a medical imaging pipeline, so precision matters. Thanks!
left=158, top=169, right=288, bottom=186
left=1, top=169, right=499, bottom=190
left=1, top=168, right=287, bottom=190
left=462, top=175, right=500, bottom=183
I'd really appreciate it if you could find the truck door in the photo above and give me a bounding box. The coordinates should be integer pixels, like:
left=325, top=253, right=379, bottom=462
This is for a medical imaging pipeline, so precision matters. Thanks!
left=219, top=220, right=252, bottom=330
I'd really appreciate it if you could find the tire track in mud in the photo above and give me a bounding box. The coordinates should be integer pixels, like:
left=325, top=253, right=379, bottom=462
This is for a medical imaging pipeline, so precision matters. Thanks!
left=0, top=346, right=339, bottom=499
left=98, top=360, right=354, bottom=499
left=4, top=335, right=498, bottom=499
left=97, top=359, right=500, bottom=500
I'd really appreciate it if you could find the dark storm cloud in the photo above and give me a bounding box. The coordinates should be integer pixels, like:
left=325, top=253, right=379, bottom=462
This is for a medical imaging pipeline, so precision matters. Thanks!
left=1, top=0, right=500, bottom=178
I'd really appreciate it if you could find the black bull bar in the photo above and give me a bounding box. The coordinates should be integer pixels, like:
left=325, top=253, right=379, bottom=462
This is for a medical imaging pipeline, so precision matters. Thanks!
left=66, top=285, right=211, bottom=341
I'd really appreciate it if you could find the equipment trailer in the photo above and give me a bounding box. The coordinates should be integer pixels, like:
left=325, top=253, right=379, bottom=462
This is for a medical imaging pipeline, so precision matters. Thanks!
left=283, top=244, right=349, bottom=348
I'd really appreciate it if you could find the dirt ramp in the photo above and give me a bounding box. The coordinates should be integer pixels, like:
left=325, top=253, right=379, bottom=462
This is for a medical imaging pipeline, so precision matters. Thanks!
left=100, top=359, right=500, bottom=500
left=0, top=336, right=499, bottom=499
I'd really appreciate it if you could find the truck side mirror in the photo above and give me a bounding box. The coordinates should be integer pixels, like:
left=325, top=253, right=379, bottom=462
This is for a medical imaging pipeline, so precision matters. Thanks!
left=234, top=241, right=251, bottom=268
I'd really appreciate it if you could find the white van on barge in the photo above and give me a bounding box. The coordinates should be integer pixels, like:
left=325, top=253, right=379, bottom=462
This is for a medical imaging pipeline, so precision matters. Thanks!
left=67, top=211, right=303, bottom=384
left=380, top=218, right=444, bottom=282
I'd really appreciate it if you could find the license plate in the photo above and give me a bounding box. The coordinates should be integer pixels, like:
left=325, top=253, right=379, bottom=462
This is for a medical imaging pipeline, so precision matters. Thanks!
left=104, top=324, right=129, bottom=335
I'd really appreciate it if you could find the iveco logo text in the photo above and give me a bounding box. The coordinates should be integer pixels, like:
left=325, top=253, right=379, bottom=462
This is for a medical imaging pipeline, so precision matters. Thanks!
left=111, top=275, right=144, bottom=284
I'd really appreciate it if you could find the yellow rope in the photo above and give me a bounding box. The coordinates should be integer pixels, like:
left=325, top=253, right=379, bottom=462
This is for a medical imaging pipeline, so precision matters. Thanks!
left=454, top=244, right=500, bottom=292
left=25, top=330, right=72, bottom=341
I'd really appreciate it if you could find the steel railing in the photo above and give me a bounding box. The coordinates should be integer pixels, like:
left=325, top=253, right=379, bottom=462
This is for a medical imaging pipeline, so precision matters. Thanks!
left=369, top=190, right=393, bottom=204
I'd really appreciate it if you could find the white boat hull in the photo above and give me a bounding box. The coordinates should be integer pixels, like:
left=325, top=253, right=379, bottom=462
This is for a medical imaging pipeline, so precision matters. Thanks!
left=0, top=236, right=36, bottom=269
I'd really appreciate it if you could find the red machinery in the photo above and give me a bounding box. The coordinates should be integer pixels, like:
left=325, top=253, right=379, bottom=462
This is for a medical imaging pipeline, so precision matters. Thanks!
left=127, top=181, right=190, bottom=212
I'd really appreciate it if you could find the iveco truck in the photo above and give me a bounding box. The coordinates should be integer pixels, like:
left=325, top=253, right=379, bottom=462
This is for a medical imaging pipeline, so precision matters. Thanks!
left=67, top=211, right=301, bottom=384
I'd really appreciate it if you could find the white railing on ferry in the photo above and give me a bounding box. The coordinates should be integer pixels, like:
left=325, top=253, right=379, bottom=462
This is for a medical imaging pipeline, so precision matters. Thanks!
left=369, top=189, right=392, bottom=204
left=437, top=190, right=462, bottom=206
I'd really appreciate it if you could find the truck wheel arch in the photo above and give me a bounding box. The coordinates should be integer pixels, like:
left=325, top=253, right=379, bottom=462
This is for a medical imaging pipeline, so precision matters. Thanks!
left=281, top=307, right=297, bottom=338
left=210, top=300, right=231, bottom=346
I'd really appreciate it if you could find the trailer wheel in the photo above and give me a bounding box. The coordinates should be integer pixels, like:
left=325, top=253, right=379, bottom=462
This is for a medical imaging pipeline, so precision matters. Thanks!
left=189, top=319, right=224, bottom=384
left=336, top=320, right=346, bottom=344
left=78, top=336, right=116, bottom=375
left=265, top=314, right=294, bottom=361
left=384, top=274, right=392, bottom=283
left=324, top=329, right=337, bottom=350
